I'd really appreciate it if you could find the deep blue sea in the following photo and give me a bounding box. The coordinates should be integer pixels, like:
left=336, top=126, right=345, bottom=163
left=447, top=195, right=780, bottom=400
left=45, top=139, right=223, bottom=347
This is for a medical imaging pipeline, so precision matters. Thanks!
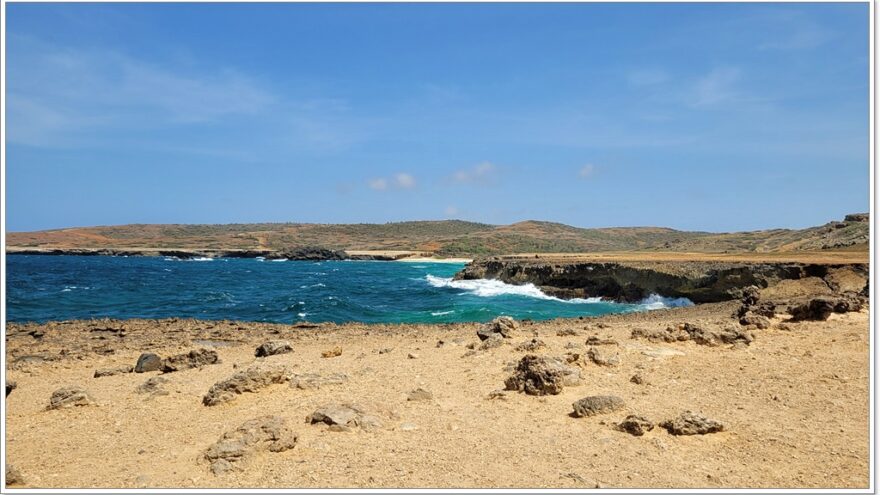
left=6, top=256, right=691, bottom=324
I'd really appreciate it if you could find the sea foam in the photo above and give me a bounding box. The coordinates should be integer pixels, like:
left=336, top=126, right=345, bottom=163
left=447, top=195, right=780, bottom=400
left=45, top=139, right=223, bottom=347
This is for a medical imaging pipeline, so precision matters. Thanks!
left=425, top=275, right=692, bottom=309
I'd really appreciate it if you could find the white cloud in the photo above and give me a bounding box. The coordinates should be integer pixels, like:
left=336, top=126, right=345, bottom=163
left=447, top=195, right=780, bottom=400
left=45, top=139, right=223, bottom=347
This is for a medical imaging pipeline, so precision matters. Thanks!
left=444, top=206, right=460, bottom=216
left=451, top=162, right=498, bottom=186
left=368, top=178, right=389, bottom=191
left=578, top=164, right=596, bottom=179
left=368, top=172, right=416, bottom=192
left=395, top=173, right=416, bottom=189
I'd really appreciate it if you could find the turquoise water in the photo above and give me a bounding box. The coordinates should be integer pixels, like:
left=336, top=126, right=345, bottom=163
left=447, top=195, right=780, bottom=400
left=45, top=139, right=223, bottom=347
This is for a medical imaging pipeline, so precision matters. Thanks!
left=6, top=256, right=691, bottom=324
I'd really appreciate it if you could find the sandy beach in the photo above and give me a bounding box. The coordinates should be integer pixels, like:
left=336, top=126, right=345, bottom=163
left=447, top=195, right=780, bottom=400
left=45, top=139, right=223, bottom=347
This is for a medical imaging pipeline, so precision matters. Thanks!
left=5, top=294, right=869, bottom=489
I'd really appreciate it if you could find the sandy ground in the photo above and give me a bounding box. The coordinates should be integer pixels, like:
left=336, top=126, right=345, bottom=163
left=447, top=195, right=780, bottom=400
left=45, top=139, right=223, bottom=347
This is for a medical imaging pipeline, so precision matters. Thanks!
left=3, top=299, right=870, bottom=489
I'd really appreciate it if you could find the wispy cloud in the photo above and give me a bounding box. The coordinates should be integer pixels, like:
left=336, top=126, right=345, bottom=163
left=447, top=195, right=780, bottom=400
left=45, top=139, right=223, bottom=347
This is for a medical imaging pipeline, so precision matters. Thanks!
left=367, top=172, right=416, bottom=191
left=578, top=164, right=596, bottom=179
left=451, top=162, right=498, bottom=186
left=444, top=206, right=459, bottom=217
left=689, top=67, right=742, bottom=108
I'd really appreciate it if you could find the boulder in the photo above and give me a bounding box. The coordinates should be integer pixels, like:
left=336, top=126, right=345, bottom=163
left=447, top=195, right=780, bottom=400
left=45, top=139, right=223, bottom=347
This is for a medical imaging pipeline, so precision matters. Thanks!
left=160, top=349, right=219, bottom=373
left=477, top=316, right=517, bottom=341
left=203, top=366, right=289, bottom=406
left=94, top=365, right=133, bottom=378
left=571, top=395, right=625, bottom=417
left=203, top=416, right=298, bottom=475
left=504, top=355, right=581, bottom=396
left=6, top=381, right=16, bottom=397
left=134, top=353, right=162, bottom=373
left=615, top=415, right=654, bottom=436
left=587, top=347, right=620, bottom=366
left=790, top=299, right=836, bottom=321
left=660, top=411, right=724, bottom=435
left=254, top=341, right=293, bottom=358
left=48, top=386, right=95, bottom=409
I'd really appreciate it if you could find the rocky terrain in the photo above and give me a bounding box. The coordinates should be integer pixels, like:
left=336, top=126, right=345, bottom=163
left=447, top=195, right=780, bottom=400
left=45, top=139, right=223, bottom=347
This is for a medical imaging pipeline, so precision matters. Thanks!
left=6, top=214, right=869, bottom=258
left=455, top=259, right=869, bottom=303
left=4, top=275, right=870, bottom=489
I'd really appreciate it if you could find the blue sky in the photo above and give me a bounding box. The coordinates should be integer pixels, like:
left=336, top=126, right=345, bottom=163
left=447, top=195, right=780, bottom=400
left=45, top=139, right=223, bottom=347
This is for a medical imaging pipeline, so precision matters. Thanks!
left=5, top=3, right=869, bottom=232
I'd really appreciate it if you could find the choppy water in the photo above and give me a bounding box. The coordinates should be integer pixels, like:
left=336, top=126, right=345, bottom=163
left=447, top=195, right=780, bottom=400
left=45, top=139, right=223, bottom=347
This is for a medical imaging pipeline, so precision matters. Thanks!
left=6, top=256, right=691, bottom=324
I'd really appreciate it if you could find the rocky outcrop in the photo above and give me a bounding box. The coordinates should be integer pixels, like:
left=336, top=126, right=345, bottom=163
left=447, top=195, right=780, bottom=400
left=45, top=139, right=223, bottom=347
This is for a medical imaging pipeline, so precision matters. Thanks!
left=203, top=367, right=289, bottom=406
left=160, top=349, right=219, bottom=373
left=265, top=247, right=349, bottom=261
left=571, top=395, right=625, bottom=417
left=455, top=259, right=868, bottom=304
left=48, top=386, right=95, bottom=409
left=660, top=411, right=724, bottom=435
left=505, top=355, right=581, bottom=395
left=203, top=416, right=298, bottom=475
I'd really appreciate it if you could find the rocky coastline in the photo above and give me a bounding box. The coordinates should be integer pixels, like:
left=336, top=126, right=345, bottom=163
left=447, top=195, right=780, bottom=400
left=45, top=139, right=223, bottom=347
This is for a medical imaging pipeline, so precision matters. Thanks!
left=5, top=246, right=425, bottom=261
left=454, top=258, right=869, bottom=304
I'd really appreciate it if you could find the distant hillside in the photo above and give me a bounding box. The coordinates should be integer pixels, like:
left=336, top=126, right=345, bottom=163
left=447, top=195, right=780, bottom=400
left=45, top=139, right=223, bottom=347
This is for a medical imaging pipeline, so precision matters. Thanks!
left=6, top=215, right=869, bottom=256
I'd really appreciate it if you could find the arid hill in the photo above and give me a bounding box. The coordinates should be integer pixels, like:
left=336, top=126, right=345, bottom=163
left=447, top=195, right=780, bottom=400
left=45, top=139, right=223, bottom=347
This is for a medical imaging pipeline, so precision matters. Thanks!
left=6, top=214, right=869, bottom=257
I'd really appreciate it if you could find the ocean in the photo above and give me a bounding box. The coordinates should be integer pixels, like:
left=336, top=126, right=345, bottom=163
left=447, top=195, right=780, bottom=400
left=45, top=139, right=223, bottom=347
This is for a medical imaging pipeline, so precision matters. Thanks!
left=5, top=255, right=692, bottom=324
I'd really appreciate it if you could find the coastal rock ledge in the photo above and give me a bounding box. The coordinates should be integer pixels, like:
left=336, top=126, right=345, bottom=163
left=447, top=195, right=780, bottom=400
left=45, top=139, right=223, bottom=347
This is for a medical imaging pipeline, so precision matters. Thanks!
left=453, top=259, right=868, bottom=303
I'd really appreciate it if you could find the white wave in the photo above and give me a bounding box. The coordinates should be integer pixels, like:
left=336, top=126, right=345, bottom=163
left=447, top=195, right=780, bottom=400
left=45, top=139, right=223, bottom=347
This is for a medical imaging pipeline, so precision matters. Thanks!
left=424, top=275, right=601, bottom=303
left=297, top=312, right=307, bottom=318
left=431, top=310, right=455, bottom=316
left=299, top=283, right=326, bottom=289
left=637, top=294, right=695, bottom=310
left=270, top=258, right=287, bottom=262
left=190, top=257, right=214, bottom=262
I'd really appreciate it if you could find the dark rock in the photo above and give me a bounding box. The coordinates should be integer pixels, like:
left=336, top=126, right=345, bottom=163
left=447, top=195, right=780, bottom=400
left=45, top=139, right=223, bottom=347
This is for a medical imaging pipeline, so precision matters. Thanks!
left=739, top=313, right=771, bottom=329
left=790, top=299, right=836, bottom=321
left=477, top=316, right=517, bottom=341
left=94, top=365, right=133, bottom=378
left=204, top=416, right=297, bottom=475
left=571, top=395, right=625, bottom=417
left=660, top=411, right=724, bottom=435
left=203, top=366, right=289, bottom=406
left=265, top=247, right=349, bottom=261
left=504, top=355, right=581, bottom=396
left=160, top=349, right=219, bottom=373
left=844, top=213, right=869, bottom=222
left=254, top=340, right=293, bottom=357
left=134, top=353, right=162, bottom=373
left=6, top=381, right=16, bottom=397
left=740, top=286, right=761, bottom=306
left=48, top=386, right=95, bottom=409
left=615, top=415, right=654, bottom=436
left=630, top=373, right=645, bottom=385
